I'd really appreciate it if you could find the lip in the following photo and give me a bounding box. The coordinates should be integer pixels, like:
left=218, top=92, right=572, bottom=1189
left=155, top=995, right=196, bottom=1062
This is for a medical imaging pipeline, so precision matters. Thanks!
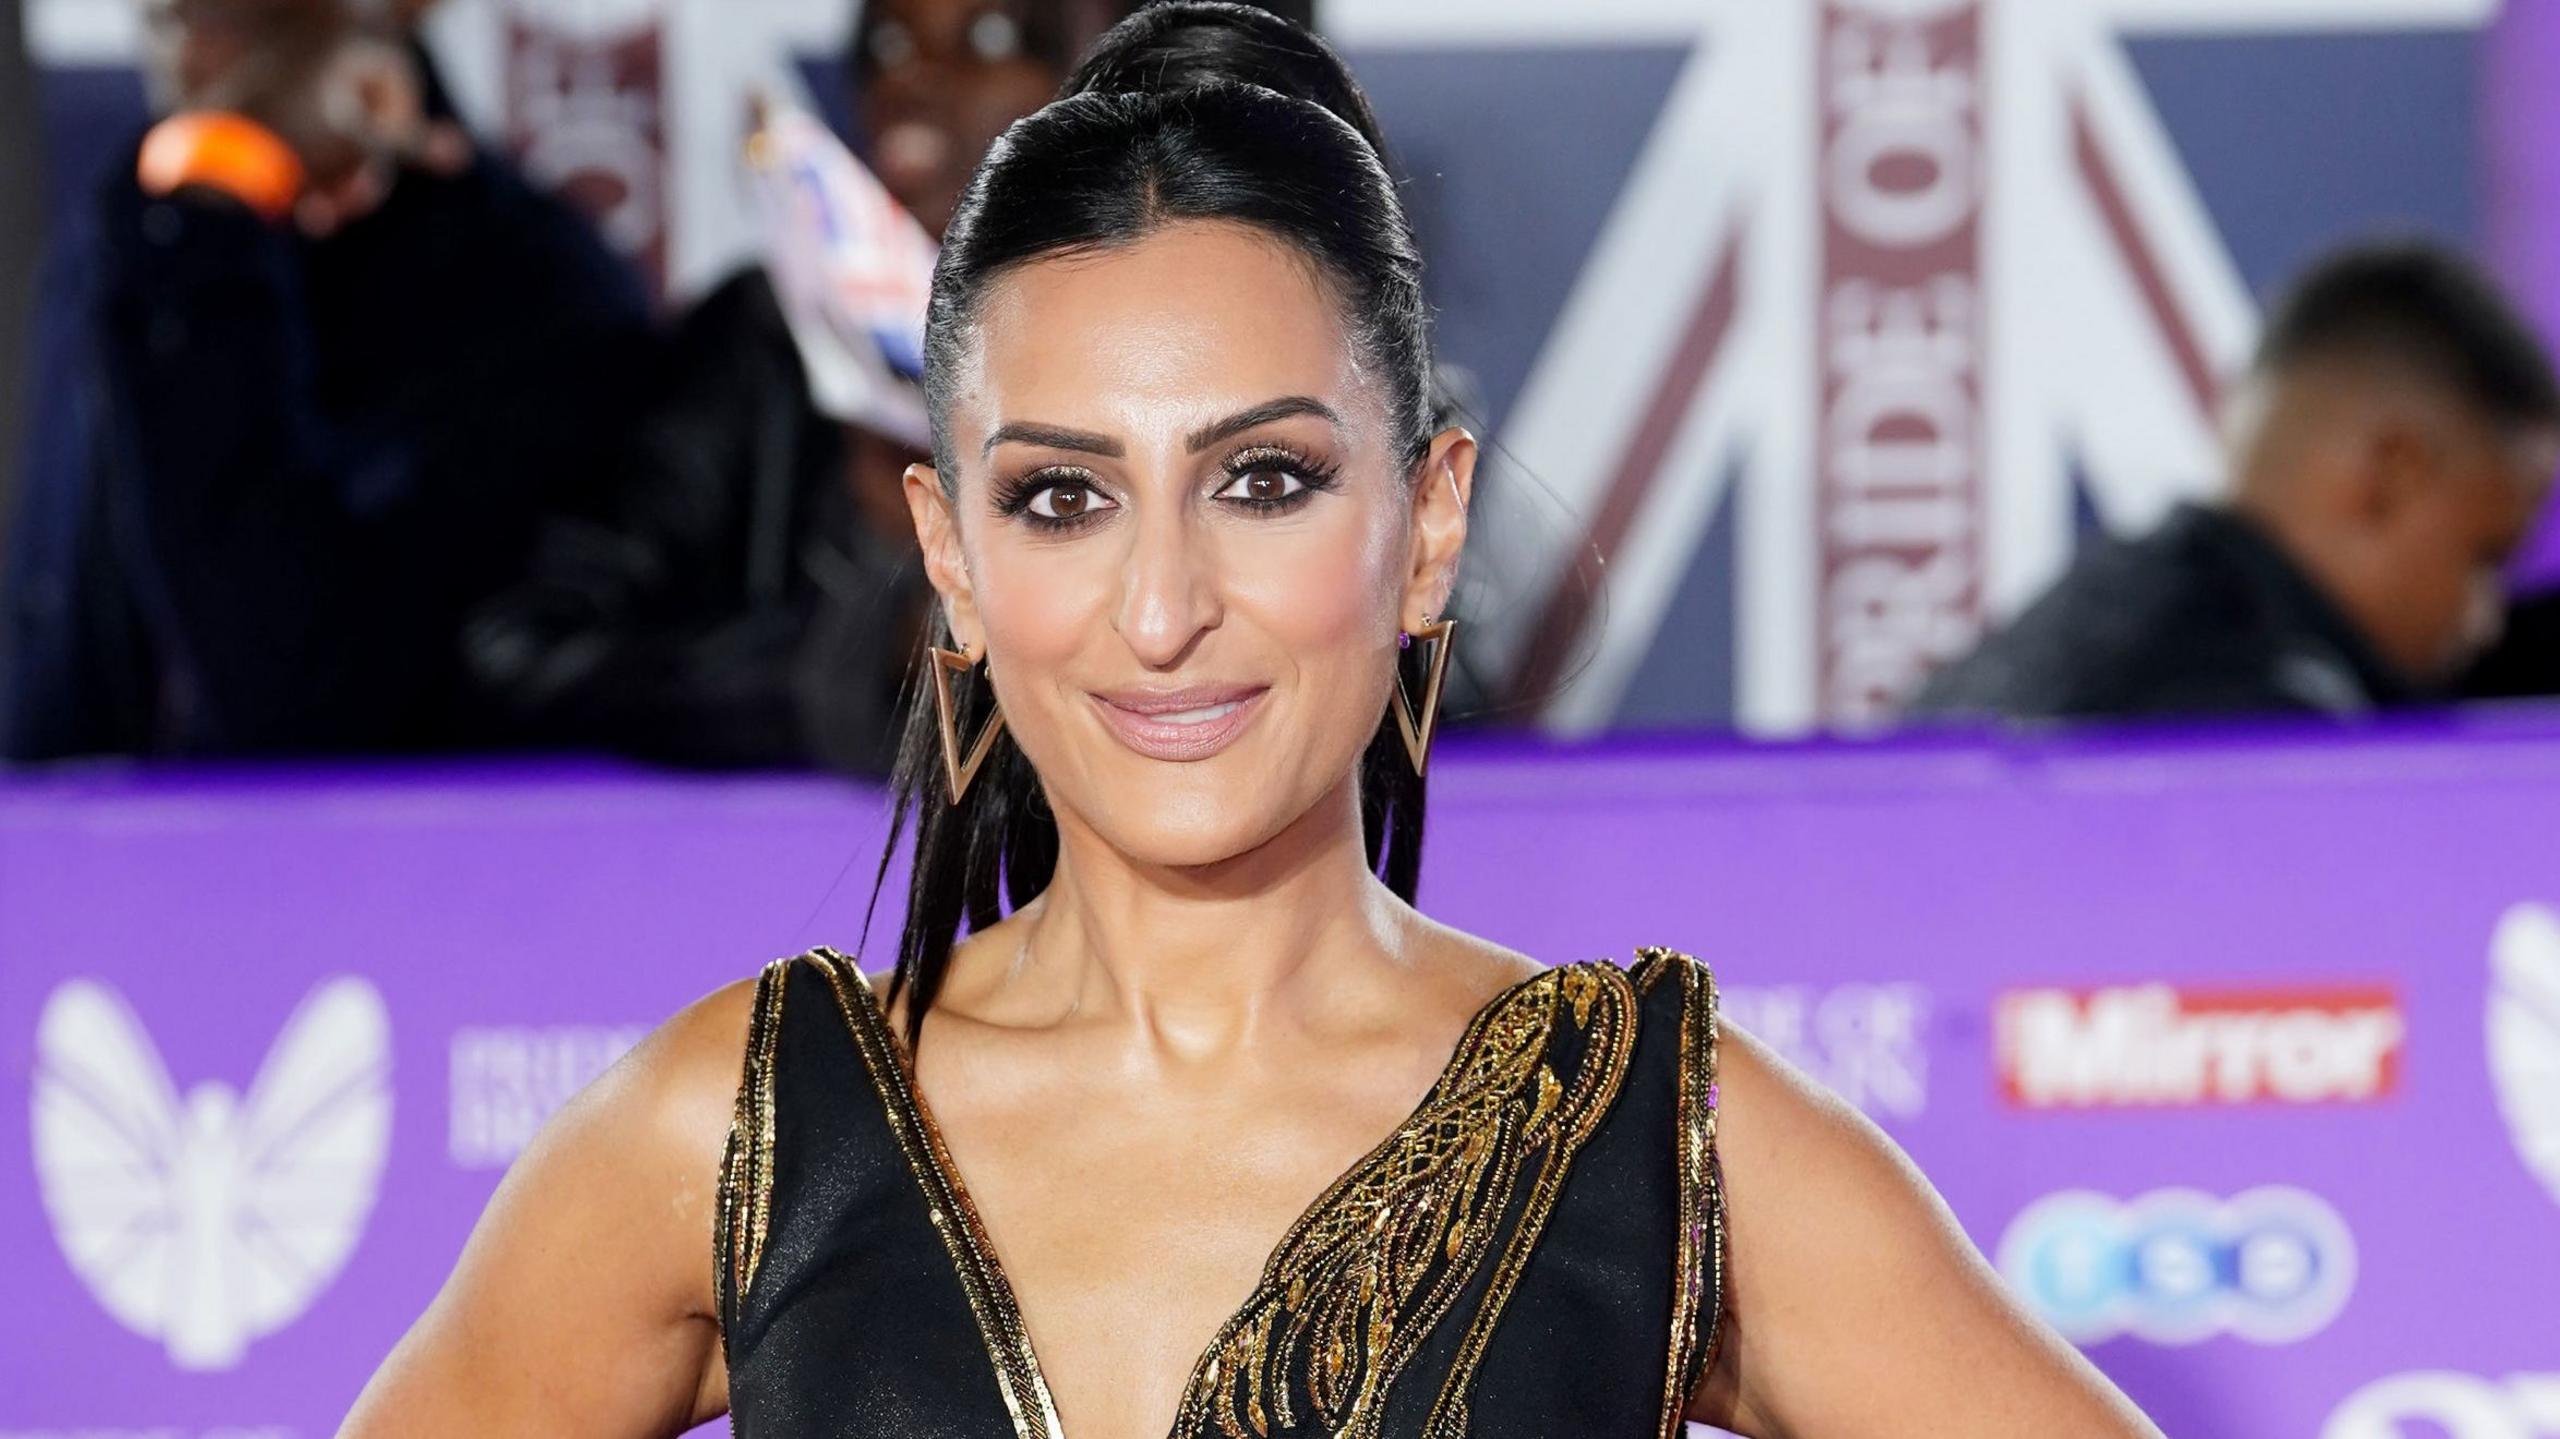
left=1089, top=684, right=1271, bottom=762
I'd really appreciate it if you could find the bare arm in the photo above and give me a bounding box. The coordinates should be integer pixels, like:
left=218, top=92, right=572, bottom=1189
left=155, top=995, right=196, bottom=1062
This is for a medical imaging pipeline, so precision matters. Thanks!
left=340, top=979, right=754, bottom=1437
left=1686, top=1026, right=2163, bottom=1438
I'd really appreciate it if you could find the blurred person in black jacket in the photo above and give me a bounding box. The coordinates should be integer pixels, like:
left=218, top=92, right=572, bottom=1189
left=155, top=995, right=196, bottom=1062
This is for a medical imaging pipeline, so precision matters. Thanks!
left=0, top=0, right=654, bottom=761
left=1909, top=241, right=2560, bottom=726
left=463, top=0, right=1319, bottom=773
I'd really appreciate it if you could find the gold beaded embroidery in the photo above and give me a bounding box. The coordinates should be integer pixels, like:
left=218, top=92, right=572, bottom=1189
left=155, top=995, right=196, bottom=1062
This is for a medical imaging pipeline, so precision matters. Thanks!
left=1174, top=962, right=1639, bottom=1439
left=1637, top=947, right=1727, bottom=1438
left=714, top=953, right=790, bottom=1348
left=754, top=949, right=1685, bottom=1438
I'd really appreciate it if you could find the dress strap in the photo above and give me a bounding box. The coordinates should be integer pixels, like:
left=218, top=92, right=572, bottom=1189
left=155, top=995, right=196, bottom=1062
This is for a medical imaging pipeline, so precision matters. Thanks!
left=1631, top=946, right=1727, bottom=1436
left=714, top=954, right=793, bottom=1355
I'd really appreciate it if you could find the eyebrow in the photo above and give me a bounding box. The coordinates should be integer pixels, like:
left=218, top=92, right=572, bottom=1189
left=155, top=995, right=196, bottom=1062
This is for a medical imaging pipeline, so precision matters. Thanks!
left=1184, top=396, right=1343, bottom=452
left=979, top=396, right=1344, bottom=462
left=981, top=422, right=1122, bottom=461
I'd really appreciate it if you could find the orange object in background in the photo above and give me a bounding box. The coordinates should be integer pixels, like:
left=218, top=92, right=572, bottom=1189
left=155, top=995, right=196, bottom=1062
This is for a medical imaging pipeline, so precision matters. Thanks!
left=136, top=111, right=307, bottom=223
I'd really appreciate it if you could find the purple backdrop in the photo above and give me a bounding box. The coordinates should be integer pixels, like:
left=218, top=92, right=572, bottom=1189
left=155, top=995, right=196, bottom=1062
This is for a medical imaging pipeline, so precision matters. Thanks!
left=5, top=721, right=2560, bottom=1438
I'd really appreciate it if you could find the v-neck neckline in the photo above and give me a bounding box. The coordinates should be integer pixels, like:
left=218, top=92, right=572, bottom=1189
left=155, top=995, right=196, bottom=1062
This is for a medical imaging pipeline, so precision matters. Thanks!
left=840, top=957, right=1575, bottom=1439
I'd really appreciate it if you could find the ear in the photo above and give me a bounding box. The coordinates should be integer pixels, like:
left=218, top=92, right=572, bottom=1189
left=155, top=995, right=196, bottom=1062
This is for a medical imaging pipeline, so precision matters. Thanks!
left=903, top=463, right=984, bottom=651
left=1401, top=427, right=1478, bottom=628
left=2361, top=409, right=2441, bottom=529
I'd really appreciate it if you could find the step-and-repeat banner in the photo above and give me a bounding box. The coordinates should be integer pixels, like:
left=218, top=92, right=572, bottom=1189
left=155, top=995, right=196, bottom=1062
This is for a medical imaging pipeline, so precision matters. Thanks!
left=3, top=719, right=2557, bottom=1437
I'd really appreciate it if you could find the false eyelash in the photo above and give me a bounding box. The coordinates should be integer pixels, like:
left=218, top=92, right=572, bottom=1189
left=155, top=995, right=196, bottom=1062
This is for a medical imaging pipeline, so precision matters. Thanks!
left=1219, top=444, right=1344, bottom=511
left=990, top=465, right=1108, bottom=524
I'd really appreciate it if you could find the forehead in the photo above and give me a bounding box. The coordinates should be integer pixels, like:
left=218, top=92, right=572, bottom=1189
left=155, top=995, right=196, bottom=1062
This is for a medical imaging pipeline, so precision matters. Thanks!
left=956, top=221, right=1368, bottom=445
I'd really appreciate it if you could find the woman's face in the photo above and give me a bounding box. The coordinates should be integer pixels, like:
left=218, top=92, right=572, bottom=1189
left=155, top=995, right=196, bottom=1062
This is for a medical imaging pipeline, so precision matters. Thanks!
left=908, top=220, right=1474, bottom=870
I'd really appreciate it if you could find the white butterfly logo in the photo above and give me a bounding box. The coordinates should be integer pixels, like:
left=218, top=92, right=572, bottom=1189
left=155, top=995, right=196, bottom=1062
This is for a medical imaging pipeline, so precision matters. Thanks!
left=30, top=975, right=393, bottom=1370
left=2489, top=904, right=2560, bottom=1214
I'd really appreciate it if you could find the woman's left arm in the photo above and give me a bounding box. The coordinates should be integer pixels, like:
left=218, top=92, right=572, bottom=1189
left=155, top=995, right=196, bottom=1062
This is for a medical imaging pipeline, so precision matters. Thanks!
left=1684, top=1025, right=2164, bottom=1438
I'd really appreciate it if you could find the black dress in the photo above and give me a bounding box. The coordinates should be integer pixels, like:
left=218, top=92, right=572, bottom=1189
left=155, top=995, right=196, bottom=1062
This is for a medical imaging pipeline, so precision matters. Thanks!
left=714, top=947, right=1726, bottom=1438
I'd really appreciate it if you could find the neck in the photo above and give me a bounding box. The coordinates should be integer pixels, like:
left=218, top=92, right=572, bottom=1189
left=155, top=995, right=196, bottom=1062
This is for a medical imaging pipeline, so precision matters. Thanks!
left=999, top=777, right=1415, bottom=1054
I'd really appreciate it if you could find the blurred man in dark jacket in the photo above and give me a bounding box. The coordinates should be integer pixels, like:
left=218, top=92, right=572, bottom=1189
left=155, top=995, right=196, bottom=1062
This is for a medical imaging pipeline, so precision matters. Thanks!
left=1909, top=242, right=2560, bottom=726
left=1, top=0, right=653, bottom=760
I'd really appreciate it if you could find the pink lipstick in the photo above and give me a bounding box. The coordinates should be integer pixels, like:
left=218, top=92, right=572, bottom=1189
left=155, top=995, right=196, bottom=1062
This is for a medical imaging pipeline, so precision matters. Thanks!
left=1090, top=684, right=1270, bottom=762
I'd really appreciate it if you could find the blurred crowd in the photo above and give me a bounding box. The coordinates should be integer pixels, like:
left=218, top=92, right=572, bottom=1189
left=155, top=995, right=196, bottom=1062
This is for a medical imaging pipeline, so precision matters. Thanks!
left=4, top=0, right=2560, bottom=774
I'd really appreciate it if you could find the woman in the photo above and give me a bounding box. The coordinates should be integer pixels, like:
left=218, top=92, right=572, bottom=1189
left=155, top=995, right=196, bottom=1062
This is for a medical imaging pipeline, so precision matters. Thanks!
left=344, top=7, right=2163, bottom=1436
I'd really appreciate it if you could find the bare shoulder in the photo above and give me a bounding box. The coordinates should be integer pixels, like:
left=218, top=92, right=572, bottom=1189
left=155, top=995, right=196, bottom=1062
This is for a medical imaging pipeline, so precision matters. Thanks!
left=516, top=969, right=763, bottom=1198
left=339, top=972, right=765, bottom=1437
left=1685, top=1024, right=2163, bottom=1438
left=600, top=972, right=764, bottom=1149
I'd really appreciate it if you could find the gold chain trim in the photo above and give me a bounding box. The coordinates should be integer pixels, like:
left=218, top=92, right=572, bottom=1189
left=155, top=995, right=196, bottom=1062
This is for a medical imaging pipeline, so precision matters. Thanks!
left=1176, top=962, right=1638, bottom=1439
left=1639, top=946, right=1726, bottom=1437
left=715, top=954, right=791, bottom=1355
left=812, top=949, right=1067, bottom=1439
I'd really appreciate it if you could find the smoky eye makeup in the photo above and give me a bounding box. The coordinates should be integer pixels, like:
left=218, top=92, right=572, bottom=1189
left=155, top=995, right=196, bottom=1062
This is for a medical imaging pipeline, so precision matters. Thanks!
left=990, top=465, right=1117, bottom=530
left=1212, top=442, right=1344, bottom=514
left=985, top=439, right=1348, bottom=533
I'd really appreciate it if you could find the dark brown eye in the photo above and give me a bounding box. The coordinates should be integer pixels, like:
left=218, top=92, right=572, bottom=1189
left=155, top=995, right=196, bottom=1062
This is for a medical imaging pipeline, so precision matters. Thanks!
left=1220, top=469, right=1306, bottom=505
left=1028, top=482, right=1110, bottom=520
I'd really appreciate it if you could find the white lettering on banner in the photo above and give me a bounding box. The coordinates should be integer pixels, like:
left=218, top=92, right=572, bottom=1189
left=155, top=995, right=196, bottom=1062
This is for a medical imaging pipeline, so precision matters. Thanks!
left=2488, top=904, right=2560, bottom=1212
left=1817, top=0, right=1987, bottom=724
left=1996, top=983, right=2404, bottom=1108
left=29, top=978, right=391, bottom=1372
left=1721, top=983, right=1930, bottom=1119
left=449, top=1025, right=648, bottom=1168
left=2325, top=1372, right=2560, bottom=1439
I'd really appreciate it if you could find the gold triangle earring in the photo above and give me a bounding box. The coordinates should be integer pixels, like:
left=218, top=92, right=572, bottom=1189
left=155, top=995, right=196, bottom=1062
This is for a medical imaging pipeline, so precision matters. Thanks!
left=928, top=643, right=1007, bottom=804
left=1391, top=617, right=1455, bottom=775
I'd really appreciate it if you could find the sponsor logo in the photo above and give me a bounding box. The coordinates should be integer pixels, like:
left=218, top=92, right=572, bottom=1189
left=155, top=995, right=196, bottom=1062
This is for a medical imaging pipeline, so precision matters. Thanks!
left=2489, top=905, right=2560, bottom=1212
left=2326, top=1372, right=2560, bottom=1439
left=1996, top=982, right=2403, bottom=1108
left=448, top=1024, right=647, bottom=1168
left=1722, top=982, right=1930, bottom=1119
left=1994, top=1186, right=2354, bottom=1345
left=31, top=977, right=392, bottom=1370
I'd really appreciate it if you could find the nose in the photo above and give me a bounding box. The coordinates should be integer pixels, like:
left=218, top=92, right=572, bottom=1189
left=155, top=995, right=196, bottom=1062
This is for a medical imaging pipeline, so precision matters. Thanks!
left=1113, top=502, right=1221, bottom=670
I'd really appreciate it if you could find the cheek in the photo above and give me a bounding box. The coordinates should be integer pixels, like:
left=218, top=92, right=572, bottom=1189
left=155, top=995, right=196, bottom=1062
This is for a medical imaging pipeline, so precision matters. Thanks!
left=1223, top=493, right=1410, bottom=657
left=963, top=525, right=1119, bottom=707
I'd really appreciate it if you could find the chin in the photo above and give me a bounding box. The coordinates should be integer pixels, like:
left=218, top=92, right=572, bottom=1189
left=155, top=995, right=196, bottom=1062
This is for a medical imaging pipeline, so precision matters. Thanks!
left=1077, top=767, right=1307, bottom=872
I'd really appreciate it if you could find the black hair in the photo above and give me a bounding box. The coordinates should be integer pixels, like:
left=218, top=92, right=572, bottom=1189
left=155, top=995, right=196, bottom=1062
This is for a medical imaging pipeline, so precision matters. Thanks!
left=2255, top=239, right=2560, bottom=432
left=1064, top=1, right=1375, bottom=154
left=872, top=1, right=1435, bottom=1044
left=846, top=1, right=1320, bottom=81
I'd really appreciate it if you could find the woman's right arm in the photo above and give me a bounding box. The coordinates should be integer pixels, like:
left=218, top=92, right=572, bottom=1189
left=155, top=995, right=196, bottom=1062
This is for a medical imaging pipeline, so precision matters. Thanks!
left=340, top=978, right=757, bottom=1437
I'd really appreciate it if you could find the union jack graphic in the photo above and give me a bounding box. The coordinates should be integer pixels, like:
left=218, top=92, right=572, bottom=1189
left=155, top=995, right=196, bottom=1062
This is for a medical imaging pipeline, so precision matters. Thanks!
left=1324, top=0, right=2500, bottom=734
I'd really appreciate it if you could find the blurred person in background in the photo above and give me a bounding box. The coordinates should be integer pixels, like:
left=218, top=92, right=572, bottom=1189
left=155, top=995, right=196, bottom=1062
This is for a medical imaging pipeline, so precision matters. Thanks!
left=1909, top=240, right=2560, bottom=726
left=0, top=0, right=37, bottom=562
left=464, top=0, right=1319, bottom=773
left=0, top=0, right=653, bottom=762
